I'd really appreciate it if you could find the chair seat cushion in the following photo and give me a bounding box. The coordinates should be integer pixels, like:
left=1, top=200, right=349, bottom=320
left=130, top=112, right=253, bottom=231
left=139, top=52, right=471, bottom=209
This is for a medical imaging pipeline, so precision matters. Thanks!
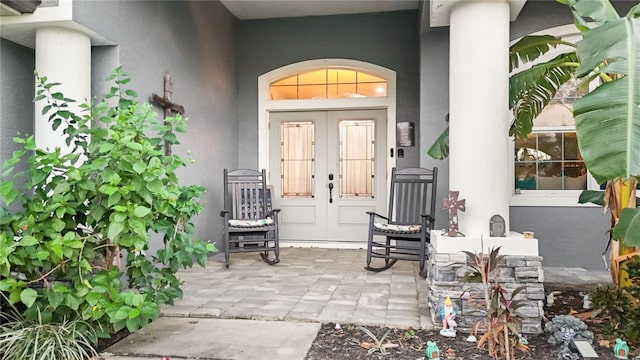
left=374, top=222, right=421, bottom=233
left=229, top=218, right=274, bottom=228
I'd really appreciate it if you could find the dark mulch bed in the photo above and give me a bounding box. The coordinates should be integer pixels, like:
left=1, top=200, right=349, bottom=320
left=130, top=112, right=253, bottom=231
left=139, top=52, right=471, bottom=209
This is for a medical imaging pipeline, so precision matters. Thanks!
left=96, top=329, right=130, bottom=354
left=305, top=287, right=632, bottom=360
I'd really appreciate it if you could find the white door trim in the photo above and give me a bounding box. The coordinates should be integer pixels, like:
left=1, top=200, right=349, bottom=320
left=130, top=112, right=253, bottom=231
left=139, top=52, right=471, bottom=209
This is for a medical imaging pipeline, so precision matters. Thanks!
left=257, top=59, right=397, bottom=184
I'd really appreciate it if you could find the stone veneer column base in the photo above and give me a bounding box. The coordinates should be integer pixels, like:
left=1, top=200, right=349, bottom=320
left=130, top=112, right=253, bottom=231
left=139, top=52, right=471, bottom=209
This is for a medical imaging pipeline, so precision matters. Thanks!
left=427, top=232, right=545, bottom=334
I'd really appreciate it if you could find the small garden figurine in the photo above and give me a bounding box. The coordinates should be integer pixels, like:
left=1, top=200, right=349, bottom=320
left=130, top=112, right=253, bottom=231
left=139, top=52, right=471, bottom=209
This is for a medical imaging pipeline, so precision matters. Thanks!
left=553, top=327, right=579, bottom=360
left=425, top=341, right=440, bottom=360
left=613, top=338, right=629, bottom=359
left=444, top=347, right=456, bottom=359
left=582, top=293, right=592, bottom=309
left=439, top=296, right=457, bottom=337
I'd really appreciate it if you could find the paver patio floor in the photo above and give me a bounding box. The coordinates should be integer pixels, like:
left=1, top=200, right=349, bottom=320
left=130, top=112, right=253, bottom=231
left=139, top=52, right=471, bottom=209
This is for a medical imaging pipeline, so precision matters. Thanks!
left=164, top=247, right=612, bottom=330
left=163, top=247, right=433, bottom=329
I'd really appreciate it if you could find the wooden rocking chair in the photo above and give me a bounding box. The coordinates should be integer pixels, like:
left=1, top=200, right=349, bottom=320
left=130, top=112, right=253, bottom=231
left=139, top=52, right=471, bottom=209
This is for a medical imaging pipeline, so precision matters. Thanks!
left=364, top=167, right=438, bottom=278
left=220, top=169, right=280, bottom=268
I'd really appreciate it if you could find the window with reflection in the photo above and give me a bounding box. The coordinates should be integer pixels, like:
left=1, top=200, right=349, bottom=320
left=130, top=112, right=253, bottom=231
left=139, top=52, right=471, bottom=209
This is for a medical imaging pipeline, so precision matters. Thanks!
left=270, top=68, right=387, bottom=100
left=339, top=119, right=375, bottom=198
left=514, top=77, right=588, bottom=191
left=280, top=121, right=315, bottom=198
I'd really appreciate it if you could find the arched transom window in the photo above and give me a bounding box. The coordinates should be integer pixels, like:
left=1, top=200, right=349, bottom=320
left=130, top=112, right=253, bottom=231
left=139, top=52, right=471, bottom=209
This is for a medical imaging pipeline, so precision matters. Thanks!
left=269, top=67, right=387, bottom=100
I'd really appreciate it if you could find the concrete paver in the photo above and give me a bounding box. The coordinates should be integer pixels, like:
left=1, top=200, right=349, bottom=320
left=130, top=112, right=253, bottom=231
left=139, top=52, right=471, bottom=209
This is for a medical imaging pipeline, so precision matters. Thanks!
left=160, top=247, right=434, bottom=329
left=101, top=317, right=320, bottom=360
left=544, top=266, right=612, bottom=288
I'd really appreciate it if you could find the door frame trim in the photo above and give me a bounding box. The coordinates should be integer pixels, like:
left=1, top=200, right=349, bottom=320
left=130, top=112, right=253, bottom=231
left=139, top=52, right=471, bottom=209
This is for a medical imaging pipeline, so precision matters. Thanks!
left=257, top=59, right=397, bottom=185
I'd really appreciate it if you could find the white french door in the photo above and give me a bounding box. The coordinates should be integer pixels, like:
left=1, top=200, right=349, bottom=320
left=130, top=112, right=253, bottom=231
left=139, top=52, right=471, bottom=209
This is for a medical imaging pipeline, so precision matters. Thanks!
left=268, top=110, right=387, bottom=243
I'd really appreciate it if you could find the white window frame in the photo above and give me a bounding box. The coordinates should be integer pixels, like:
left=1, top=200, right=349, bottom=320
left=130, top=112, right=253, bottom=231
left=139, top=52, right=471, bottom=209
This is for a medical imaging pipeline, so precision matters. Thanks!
left=509, top=24, right=600, bottom=207
left=510, top=129, right=601, bottom=207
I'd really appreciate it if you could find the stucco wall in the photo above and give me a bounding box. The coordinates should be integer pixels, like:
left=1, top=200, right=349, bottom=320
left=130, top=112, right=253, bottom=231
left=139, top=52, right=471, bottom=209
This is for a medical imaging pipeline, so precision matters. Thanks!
left=73, top=0, right=237, bottom=248
left=1, top=0, right=239, bottom=248
left=510, top=206, right=610, bottom=269
left=418, top=25, right=450, bottom=233
left=0, top=39, right=35, bottom=183
left=237, top=10, right=421, bottom=169
left=419, top=0, right=632, bottom=269
left=3, top=0, right=632, bottom=268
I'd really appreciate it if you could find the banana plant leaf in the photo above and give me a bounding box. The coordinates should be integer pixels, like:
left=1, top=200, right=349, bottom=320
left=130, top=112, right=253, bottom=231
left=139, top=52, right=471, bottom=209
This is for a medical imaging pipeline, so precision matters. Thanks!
left=427, top=127, right=449, bottom=160
left=577, top=190, right=605, bottom=206
left=508, top=35, right=573, bottom=72
left=561, top=0, right=620, bottom=31
left=578, top=189, right=640, bottom=207
left=509, top=52, right=579, bottom=139
left=571, top=3, right=640, bottom=248
left=427, top=36, right=579, bottom=159
left=573, top=7, right=640, bottom=184
left=613, top=208, right=640, bottom=247
left=507, top=35, right=578, bottom=139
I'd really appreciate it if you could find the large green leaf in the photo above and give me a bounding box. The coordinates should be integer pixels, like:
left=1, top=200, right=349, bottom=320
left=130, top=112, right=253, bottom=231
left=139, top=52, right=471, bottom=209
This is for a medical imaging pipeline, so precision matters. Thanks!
left=562, top=0, right=620, bottom=31
left=613, top=208, right=640, bottom=246
left=509, top=35, right=573, bottom=72
left=20, top=288, right=38, bottom=308
left=577, top=190, right=605, bottom=206
left=574, top=11, right=640, bottom=183
left=427, top=127, right=449, bottom=160
left=509, top=52, right=579, bottom=139
left=428, top=35, right=579, bottom=159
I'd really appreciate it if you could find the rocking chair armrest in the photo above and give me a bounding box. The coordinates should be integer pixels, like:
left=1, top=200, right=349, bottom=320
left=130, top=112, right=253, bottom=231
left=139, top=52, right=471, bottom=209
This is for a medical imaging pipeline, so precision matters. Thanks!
left=266, top=208, right=281, bottom=219
left=422, top=214, right=435, bottom=223
left=366, top=211, right=389, bottom=221
left=421, top=214, right=436, bottom=229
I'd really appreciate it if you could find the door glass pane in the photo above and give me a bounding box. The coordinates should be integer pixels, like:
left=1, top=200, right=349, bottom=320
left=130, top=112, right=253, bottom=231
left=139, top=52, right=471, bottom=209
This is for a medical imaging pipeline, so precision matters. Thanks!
left=270, top=85, right=297, bottom=100
left=280, top=121, right=315, bottom=198
left=269, top=67, right=387, bottom=99
left=298, top=85, right=326, bottom=99
left=298, top=69, right=326, bottom=85
left=357, top=82, right=387, bottom=97
left=357, top=72, right=385, bottom=83
left=328, top=69, right=356, bottom=84
left=339, top=119, right=374, bottom=198
left=336, top=83, right=357, bottom=98
left=272, top=75, right=298, bottom=86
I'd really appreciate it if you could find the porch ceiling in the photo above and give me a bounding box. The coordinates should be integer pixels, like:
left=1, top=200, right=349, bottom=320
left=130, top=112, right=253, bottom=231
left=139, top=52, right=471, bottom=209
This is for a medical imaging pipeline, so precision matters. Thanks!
left=0, top=0, right=41, bottom=16
left=220, top=0, right=527, bottom=29
left=220, top=0, right=420, bottom=20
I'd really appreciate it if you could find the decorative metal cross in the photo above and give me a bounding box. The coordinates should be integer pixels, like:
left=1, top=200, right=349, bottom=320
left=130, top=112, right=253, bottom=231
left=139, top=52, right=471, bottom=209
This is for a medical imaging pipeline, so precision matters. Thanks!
left=443, top=190, right=465, bottom=237
left=150, top=74, right=185, bottom=156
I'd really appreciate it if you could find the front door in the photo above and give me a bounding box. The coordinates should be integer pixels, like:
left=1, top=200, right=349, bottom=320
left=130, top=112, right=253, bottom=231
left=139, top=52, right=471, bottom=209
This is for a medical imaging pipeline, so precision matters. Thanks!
left=269, top=110, right=387, bottom=243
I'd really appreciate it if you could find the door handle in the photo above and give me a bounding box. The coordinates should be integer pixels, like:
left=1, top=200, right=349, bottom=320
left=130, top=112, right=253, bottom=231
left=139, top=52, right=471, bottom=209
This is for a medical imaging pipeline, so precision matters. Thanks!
left=328, top=182, right=334, bottom=203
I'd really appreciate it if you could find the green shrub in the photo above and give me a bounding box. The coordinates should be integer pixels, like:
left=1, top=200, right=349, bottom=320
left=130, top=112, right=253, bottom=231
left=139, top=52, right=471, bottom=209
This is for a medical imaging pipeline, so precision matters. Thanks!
left=590, top=256, right=640, bottom=349
left=0, top=67, right=215, bottom=337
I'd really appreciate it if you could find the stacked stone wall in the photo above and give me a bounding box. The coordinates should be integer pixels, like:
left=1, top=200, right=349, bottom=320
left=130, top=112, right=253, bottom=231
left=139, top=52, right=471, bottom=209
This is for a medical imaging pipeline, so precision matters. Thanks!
left=426, top=246, right=545, bottom=334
